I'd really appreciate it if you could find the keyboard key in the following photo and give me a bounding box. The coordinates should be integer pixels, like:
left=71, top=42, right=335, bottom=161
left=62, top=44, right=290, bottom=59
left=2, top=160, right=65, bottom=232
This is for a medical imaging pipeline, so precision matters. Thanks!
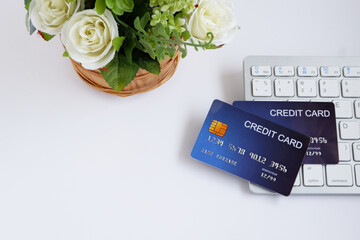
left=319, top=80, right=339, bottom=97
left=343, top=66, right=360, bottom=77
left=298, top=66, right=318, bottom=77
left=326, top=165, right=353, bottom=186
left=291, top=99, right=311, bottom=102
left=244, top=56, right=360, bottom=195
left=355, top=165, right=360, bottom=186
left=297, top=79, right=317, bottom=97
left=333, top=100, right=353, bottom=118
left=353, top=142, right=360, bottom=161
left=310, top=99, right=330, bottom=102
left=252, top=79, right=272, bottom=97
left=338, top=142, right=351, bottom=162
left=294, top=172, right=301, bottom=187
left=341, top=80, right=360, bottom=97
left=339, top=121, right=360, bottom=140
left=253, top=99, right=284, bottom=102
left=303, top=165, right=324, bottom=186
left=274, top=79, right=294, bottom=97
left=274, top=66, right=295, bottom=77
left=320, top=66, right=341, bottom=77
left=355, top=100, right=360, bottom=118
left=251, top=66, right=271, bottom=76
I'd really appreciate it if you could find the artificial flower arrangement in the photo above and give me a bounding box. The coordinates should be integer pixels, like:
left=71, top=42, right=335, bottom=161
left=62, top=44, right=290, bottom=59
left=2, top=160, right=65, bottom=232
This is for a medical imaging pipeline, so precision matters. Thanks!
left=25, top=0, right=237, bottom=93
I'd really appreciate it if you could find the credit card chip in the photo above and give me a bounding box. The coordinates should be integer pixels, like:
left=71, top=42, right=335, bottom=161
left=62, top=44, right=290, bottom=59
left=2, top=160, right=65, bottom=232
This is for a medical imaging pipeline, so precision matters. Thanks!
left=209, top=120, right=228, bottom=137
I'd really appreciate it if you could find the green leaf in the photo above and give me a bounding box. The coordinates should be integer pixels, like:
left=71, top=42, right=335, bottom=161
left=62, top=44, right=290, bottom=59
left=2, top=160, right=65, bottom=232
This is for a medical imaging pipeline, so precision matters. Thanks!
left=123, top=37, right=136, bottom=63
left=140, top=12, right=150, bottom=29
left=182, top=30, right=191, bottom=41
left=63, top=50, right=69, bottom=57
left=133, top=49, right=160, bottom=75
left=206, top=44, right=218, bottom=50
left=155, top=44, right=165, bottom=61
left=38, top=31, right=55, bottom=41
left=25, top=11, right=36, bottom=35
left=139, top=38, right=155, bottom=59
left=153, top=24, right=168, bottom=38
left=101, top=53, right=139, bottom=92
left=68, top=0, right=76, bottom=2
left=134, top=17, right=145, bottom=33
left=172, top=30, right=181, bottom=41
left=112, top=36, right=126, bottom=52
left=179, top=46, right=187, bottom=58
left=95, top=0, right=106, bottom=15
left=112, top=4, right=125, bottom=15
left=167, top=46, right=176, bottom=58
left=29, top=20, right=36, bottom=35
left=105, top=0, right=115, bottom=8
left=24, top=0, right=31, bottom=10
left=190, top=38, right=198, bottom=51
left=116, top=0, right=134, bottom=13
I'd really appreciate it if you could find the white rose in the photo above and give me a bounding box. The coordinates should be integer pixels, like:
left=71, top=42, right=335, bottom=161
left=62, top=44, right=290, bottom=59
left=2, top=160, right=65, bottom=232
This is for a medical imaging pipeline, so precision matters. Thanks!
left=61, top=9, right=119, bottom=70
left=29, top=0, right=84, bottom=35
left=187, top=0, right=238, bottom=44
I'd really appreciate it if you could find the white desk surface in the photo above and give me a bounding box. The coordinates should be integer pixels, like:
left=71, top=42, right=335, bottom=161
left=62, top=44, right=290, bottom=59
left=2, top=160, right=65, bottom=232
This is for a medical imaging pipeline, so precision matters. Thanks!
left=1, top=1, right=360, bottom=239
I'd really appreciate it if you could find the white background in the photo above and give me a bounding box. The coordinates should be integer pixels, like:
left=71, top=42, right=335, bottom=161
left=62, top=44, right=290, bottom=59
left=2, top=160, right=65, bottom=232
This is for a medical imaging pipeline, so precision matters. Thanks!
left=1, top=1, right=360, bottom=239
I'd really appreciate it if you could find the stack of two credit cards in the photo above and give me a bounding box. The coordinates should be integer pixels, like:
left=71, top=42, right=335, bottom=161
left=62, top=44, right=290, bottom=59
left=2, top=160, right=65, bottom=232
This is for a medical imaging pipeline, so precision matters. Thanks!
left=191, top=100, right=338, bottom=196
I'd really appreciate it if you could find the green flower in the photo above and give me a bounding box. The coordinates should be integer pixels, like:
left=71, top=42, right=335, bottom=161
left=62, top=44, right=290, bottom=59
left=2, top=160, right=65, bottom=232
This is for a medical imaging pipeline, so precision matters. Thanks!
left=149, top=0, right=195, bottom=34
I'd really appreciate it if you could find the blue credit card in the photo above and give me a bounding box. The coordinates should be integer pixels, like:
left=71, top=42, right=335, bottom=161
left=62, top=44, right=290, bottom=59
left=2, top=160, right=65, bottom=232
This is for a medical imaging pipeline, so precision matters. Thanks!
left=191, top=100, right=310, bottom=196
left=233, top=101, right=338, bottom=164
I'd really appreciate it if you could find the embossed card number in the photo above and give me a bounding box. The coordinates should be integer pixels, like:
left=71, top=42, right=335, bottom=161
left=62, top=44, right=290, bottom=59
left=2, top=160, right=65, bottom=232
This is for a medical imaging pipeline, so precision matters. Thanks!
left=191, top=100, right=310, bottom=196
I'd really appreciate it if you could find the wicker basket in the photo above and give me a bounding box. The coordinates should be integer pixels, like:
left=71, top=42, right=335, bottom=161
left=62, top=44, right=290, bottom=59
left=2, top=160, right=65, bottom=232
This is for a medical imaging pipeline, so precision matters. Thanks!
left=70, top=49, right=181, bottom=97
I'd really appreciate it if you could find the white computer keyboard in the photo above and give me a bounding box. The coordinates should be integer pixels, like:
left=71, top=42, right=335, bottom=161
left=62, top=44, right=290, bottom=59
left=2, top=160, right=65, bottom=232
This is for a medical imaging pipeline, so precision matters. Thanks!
left=243, top=56, right=360, bottom=195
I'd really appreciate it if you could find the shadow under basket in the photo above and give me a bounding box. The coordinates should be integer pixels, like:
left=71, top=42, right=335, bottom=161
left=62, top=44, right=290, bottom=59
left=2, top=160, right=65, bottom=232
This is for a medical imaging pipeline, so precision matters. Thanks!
left=70, top=49, right=181, bottom=97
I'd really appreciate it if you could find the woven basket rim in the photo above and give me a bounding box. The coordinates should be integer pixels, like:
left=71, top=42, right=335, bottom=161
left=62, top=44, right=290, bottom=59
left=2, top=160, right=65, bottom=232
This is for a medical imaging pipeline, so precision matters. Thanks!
left=70, top=49, right=181, bottom=97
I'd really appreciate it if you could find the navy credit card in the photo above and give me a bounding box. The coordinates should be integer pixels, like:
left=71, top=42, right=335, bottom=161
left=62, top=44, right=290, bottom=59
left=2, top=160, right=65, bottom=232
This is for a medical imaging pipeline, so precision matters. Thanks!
left=191, top=100, right=310, bottom=196
left=233, top=101, right=338, bottom=164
